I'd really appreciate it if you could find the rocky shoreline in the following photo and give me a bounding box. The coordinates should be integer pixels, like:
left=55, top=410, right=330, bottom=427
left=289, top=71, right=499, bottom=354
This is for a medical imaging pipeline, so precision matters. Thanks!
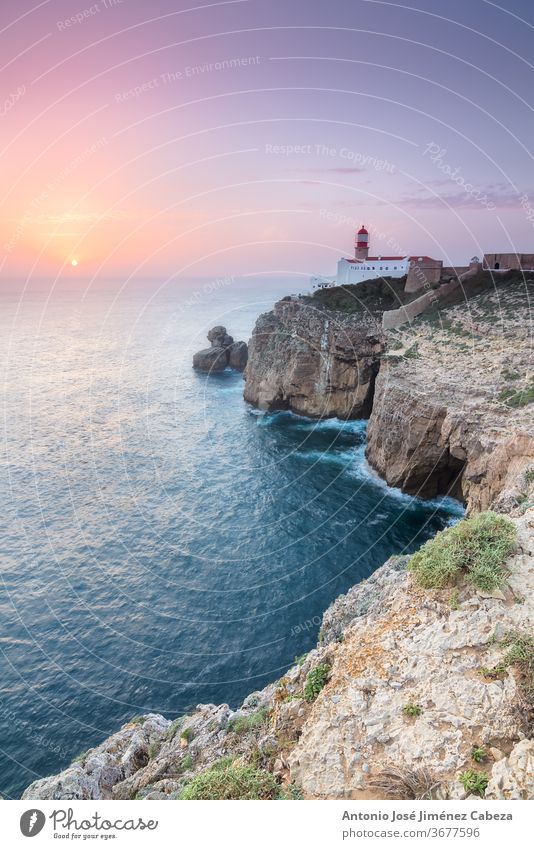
left=22, top=273, right=534, bottom=800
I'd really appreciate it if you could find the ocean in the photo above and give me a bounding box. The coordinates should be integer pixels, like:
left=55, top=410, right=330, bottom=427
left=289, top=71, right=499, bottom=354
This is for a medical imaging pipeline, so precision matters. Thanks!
left=0, top=276, right=463, bottom=798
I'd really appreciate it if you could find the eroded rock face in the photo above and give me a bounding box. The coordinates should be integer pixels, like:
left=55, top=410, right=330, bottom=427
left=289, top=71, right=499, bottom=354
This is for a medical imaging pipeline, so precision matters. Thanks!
left=244, top=297, right=385, bottom=418
left=193, top=326, right=248, bottom=372
left=22, top=714, right=170, bottom=800
left=366, top=278, right=534, bottom=508
left=486, top=739, right=534, bottom=799
left=288, top=511, right=534, bottom=799
left=366, top=359, right=534, bottom=509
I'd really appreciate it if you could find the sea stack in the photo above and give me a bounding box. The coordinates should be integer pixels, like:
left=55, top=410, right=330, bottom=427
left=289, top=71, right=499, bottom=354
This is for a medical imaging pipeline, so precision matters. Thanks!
left=193, top=326, right=248, bottom=373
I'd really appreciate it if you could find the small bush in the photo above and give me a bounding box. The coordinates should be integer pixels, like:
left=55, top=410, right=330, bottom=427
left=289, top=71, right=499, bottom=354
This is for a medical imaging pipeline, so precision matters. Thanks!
left=407, top=512, right=516, bottom=592
left=402, top=703, right=422, bottom=718
left=280, top=783, right=304, bottom=800
left=147, top=741, right=160, bottom=759
left=458, top=769, right=488, bottom=797
left=181, top=753, right=194, bottom=771
left=500, top=631, right=534, bottom=694
left=129, top=715, right=146, bottom=726
left=449, top=590, right=460, bottom=609
left=228, top=708, right=269, bottom=734
left=371, top=767, right=439, bottom=800
left=471, top=747, right=486, bottom=763
left=180, top=726, right=195, bottom=743
left=294, top=653, right=308, bottom=666
left=166, top=717, right=184, bottom=741
left=179, top=761, right=281, bottom=800
left=499, top=379, right=534, bottom=408
left=403, top=343, right=419, bottom=359
left=304, top=664, right=331, bottom=701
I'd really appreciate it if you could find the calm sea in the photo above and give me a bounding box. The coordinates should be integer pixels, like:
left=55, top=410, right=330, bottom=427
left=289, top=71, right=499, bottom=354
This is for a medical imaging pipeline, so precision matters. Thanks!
left=0, top=276, right=463, bottom=798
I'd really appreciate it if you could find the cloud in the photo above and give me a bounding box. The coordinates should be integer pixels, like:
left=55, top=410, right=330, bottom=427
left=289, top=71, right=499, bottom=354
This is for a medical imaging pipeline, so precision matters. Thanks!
left=391, top=185, right=529, bottom=210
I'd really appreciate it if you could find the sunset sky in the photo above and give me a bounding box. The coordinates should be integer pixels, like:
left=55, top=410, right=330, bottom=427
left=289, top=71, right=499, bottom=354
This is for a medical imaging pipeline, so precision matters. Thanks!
left=1, top=0, right=533, bottom=280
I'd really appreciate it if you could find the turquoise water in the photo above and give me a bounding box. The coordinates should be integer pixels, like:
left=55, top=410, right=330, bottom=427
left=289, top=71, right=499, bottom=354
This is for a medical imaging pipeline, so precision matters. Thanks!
left=0, top=277, right=463, bottom=798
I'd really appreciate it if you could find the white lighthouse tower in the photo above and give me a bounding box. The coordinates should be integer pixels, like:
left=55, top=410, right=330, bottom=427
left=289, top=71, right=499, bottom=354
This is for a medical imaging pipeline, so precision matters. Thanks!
left=355, top=225, right=369, bottom=260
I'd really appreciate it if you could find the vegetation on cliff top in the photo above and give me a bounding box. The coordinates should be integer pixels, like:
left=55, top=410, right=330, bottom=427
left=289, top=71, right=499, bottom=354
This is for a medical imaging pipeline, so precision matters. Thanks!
left=407, top=511, right=516, bottom=592
left=308, top=276, right=412, bottom=315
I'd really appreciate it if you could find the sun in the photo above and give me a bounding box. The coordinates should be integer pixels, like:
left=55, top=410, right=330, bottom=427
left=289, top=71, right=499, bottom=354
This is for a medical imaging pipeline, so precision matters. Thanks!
left=71, top=259, right=78, bottom=267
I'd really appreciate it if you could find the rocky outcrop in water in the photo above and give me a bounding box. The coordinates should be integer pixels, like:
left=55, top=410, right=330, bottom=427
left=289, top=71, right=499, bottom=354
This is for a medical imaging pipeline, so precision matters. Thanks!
left=193, top=326, right=248, bottom=373
left=22, top=509, right=534, bottom=800
left=243, top=296, right=385, bottom=418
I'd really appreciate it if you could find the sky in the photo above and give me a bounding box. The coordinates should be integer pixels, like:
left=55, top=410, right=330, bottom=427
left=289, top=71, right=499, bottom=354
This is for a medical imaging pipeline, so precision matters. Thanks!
left=1, top=0, right=533, bottom=281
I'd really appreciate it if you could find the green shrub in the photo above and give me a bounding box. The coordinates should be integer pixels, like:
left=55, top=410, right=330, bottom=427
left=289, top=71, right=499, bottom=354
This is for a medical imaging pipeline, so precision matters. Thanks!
left=471, top=747, right=486, bottom=763
left=179, top=761, right=281, bottom=800
left=304, top=664, right=331, bottom=701
left=500, top=380, right=534, bottom=408
left=181, top=753, right=194, bottom=771
left=407, top=512, right=516, bottom=592
left=180, top=726, right=195, bottom=743
left=448, top=590, right=460, bottom=609
left=129, top=715, right=146, bottom=726
left=402, top=703, right=422, bottom=718
left=403, top=343, right=419, bottom=359
left=458, top=769, right=488, bottom=797
left=228, top=708, right=269, bottom=734
left=280, top=783, right=304, bottom=800
left=166, top=717, right=185, bottom=741
left=500, top=631, right=534, bottom=694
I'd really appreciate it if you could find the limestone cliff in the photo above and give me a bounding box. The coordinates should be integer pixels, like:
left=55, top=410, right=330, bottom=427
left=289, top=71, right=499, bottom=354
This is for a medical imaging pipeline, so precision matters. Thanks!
left=366, top=278, right=534, bottom=509
left=244, top=296, right=385, bottom=418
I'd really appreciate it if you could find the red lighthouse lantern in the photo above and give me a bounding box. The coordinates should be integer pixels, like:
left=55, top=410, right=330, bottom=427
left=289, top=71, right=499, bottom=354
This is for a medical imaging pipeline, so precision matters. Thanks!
left=355, top=225, right=369, bottom=260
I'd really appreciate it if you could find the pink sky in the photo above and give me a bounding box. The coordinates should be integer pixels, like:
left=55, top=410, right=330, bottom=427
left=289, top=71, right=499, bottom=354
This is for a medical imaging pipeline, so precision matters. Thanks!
left=1, top=0, right=533, bottom=280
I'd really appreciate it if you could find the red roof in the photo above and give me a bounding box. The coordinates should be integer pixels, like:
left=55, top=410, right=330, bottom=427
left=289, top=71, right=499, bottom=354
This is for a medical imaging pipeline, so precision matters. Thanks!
left=357, top=225, right=368, bottom=234
left=345, top=255, right=440, bottom=263
left=346, top=256, right=406, bottom=263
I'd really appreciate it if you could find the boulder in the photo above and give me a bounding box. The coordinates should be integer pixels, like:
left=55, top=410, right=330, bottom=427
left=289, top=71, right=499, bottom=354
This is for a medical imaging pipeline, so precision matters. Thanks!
left=207, top=326, right=232, bottom=347
left=192, top=347, right=228, bottom=373
left=228, top=341, right=248, bottom=371
left=193, top=327, right=247, bottom=372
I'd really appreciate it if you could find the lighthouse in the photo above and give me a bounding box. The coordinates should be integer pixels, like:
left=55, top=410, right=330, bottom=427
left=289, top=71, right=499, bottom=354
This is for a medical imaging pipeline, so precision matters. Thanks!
left=355, top=225, right=369, bottom=260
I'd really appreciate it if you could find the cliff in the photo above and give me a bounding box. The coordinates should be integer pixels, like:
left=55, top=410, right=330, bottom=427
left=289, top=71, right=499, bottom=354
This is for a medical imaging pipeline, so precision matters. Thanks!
left=244, top=295, right=385, bottom=418
left=22, top=508, right=534, bottom=800
left=367, top=276, right=534, bottom=510
left=244, top=273, right=534, bottom=509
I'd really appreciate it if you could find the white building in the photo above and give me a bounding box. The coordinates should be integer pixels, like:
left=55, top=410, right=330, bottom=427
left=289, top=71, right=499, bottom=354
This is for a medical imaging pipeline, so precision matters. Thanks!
left=311, top=226, right=441, bottom=289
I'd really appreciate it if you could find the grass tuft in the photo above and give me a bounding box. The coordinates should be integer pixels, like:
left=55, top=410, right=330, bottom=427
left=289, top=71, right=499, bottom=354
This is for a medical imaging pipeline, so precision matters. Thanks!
left=179, top=760, right=281, bottom=800
left=370, top=767, right=440, bottom=800
left=407, top=512, right=516, bottom=592
left=228, top=708, right=269, bottom=734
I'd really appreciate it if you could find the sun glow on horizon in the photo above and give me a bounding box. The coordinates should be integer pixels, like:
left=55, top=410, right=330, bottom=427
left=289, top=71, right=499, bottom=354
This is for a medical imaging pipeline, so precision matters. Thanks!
left=70, top=259, right=78, bottom=267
